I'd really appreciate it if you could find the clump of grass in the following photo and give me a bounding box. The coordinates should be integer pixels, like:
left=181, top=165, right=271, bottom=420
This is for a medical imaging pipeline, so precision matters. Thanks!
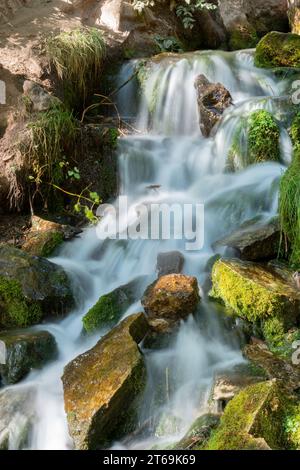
left=24, top=103, right=77, bottom=208
left=46, top=28, right=106, bottom=107
left=279, top=149, right=300, bottom=268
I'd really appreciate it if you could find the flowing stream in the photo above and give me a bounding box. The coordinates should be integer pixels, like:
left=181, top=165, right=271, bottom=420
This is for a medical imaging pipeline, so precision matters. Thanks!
left=2, top=49, right=293, bottom=450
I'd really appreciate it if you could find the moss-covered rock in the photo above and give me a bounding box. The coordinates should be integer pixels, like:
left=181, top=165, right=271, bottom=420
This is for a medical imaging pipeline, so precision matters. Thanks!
left=255, top=32, right=300, bottom=68
left=0, top=329, right=57, bottom=384
left=62, top=312, right=149, bottom=450
left=244, top=341, right=300, bottom=392
left=227, top=110, right=280, bottom=171
left=213, top=217, right=281, bottom=261
left=284, top=403, right=300, bottom=449
left=82, top=276, right=149, bottom=334
left=206, top=380, right=287, bottom=450
left=210, top=258, right=300, bottom=334
left=229, top=26, right=259, bottom=51
left=0, top=244, right=74, bottom=328
left=22, top=215, right=82, bottom=257
left=288, top=1, right=300, bottom=35
left=142, top=274, right=200, bottom=333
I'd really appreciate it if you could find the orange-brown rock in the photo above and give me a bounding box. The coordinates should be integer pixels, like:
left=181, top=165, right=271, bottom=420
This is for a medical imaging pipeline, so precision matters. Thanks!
left=141, top=274, right=200, bottom=333
left=62, top=312, right=149, bottom=449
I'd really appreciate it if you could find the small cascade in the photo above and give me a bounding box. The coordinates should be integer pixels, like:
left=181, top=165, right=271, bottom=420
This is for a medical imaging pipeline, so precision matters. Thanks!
left=2, top=49, right=293, bottom=450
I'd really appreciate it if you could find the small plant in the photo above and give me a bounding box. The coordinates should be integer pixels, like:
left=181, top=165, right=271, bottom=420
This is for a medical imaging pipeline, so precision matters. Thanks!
left=46, top=28, right=106, bottom=107
left=154, top=35, right=183, bottom=53
left=176, top=0, right=216, bottom=30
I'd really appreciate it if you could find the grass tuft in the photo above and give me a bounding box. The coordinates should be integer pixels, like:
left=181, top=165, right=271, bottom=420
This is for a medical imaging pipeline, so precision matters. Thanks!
left=279, top=149, right=300, bottom=268
left=46, top=28, right=106, bottom=107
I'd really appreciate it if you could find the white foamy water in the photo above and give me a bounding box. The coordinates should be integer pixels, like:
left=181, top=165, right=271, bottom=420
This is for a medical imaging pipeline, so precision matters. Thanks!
left=1, top=49, right=292, bottom=449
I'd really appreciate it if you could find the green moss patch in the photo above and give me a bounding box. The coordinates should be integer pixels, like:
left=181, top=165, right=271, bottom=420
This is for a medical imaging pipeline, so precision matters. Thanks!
left=227, top=110, right=280, bottom=171
left=0, top=276, right=42, bottom=328
left=255, top=32, right=300, bottom=68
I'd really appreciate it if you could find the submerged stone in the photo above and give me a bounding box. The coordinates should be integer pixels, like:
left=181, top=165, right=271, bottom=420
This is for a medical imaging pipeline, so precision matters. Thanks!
left=142, top=274, right=200, bottom=333
left=206, top=380, right=287, bottom=450
left=213, top=217, right=281, bottom=261
left=0, top=329, right=57, bottom=384
left=255, top=32, right=300, bottom=68
left=0, top=244, right=74, bottom=328
left=62, top=312, right=149, bottom=450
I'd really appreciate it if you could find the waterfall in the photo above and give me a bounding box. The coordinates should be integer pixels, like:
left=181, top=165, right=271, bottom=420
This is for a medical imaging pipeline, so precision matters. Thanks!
left=3, top=49, right=292, bottom=450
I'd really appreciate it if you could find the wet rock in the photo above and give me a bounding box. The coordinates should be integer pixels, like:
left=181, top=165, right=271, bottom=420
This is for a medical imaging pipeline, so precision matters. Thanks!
left=212, top=218, right=281, bottom=261
left=255, top=32, right=300, bottom=68
left=176, top=414, right=220, bottom=450
left=82, top=276, right=150, bottom=334
left=210, top=258, right=300, bottom=335
left=244, top=341, right=300, bottom=392
left=62, top=312, right=149, bottom=450
left=288, top=0, right=300, bottom=34
left=0, top=329, right=57, bottom=384
left=206, top=379, right=286, bottom=450
left=23, top=80, right=59, bottom=112
left=194, top=74, right=233, bottom=137
left=142, top=274, right=200, bottom=333
left=156, top=251, right=184, bottom=277
left=22, top=215, right=82, bottom=257
left=0, top=244, right=74, bottom=328
left=209, top=365, right=267, bottom=414
left=0, top=386, right=36, bottom=450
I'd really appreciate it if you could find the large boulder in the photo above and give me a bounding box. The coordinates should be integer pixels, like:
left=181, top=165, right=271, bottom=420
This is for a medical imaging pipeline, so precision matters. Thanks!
left=0, top=244, right=74, bottom=328
left=255, top=31, right=300, bottom=68
left=82, top=276, right=149, bottom=333
left=212, top=218, right=281, bottom=261
left=62, top=312, right=149, bottom=450
left=288, top=0, right=300, bottom=34
left=210, top=258, right=300, bottom=328
left=142, top=274, right=200, bottom=333
left=218, top=0, right=288, bottom=50
left=0, top=329, right=57, bottom=384
left=206, top=380, right=287, bottom=450
left=194, top=75, right=233, bottom=137
left=0, top=386, right=36, bottom=450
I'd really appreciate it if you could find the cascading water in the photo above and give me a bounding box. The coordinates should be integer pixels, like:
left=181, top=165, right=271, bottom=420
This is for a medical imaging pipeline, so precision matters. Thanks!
left=1, top=49, right=293, bottom=450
